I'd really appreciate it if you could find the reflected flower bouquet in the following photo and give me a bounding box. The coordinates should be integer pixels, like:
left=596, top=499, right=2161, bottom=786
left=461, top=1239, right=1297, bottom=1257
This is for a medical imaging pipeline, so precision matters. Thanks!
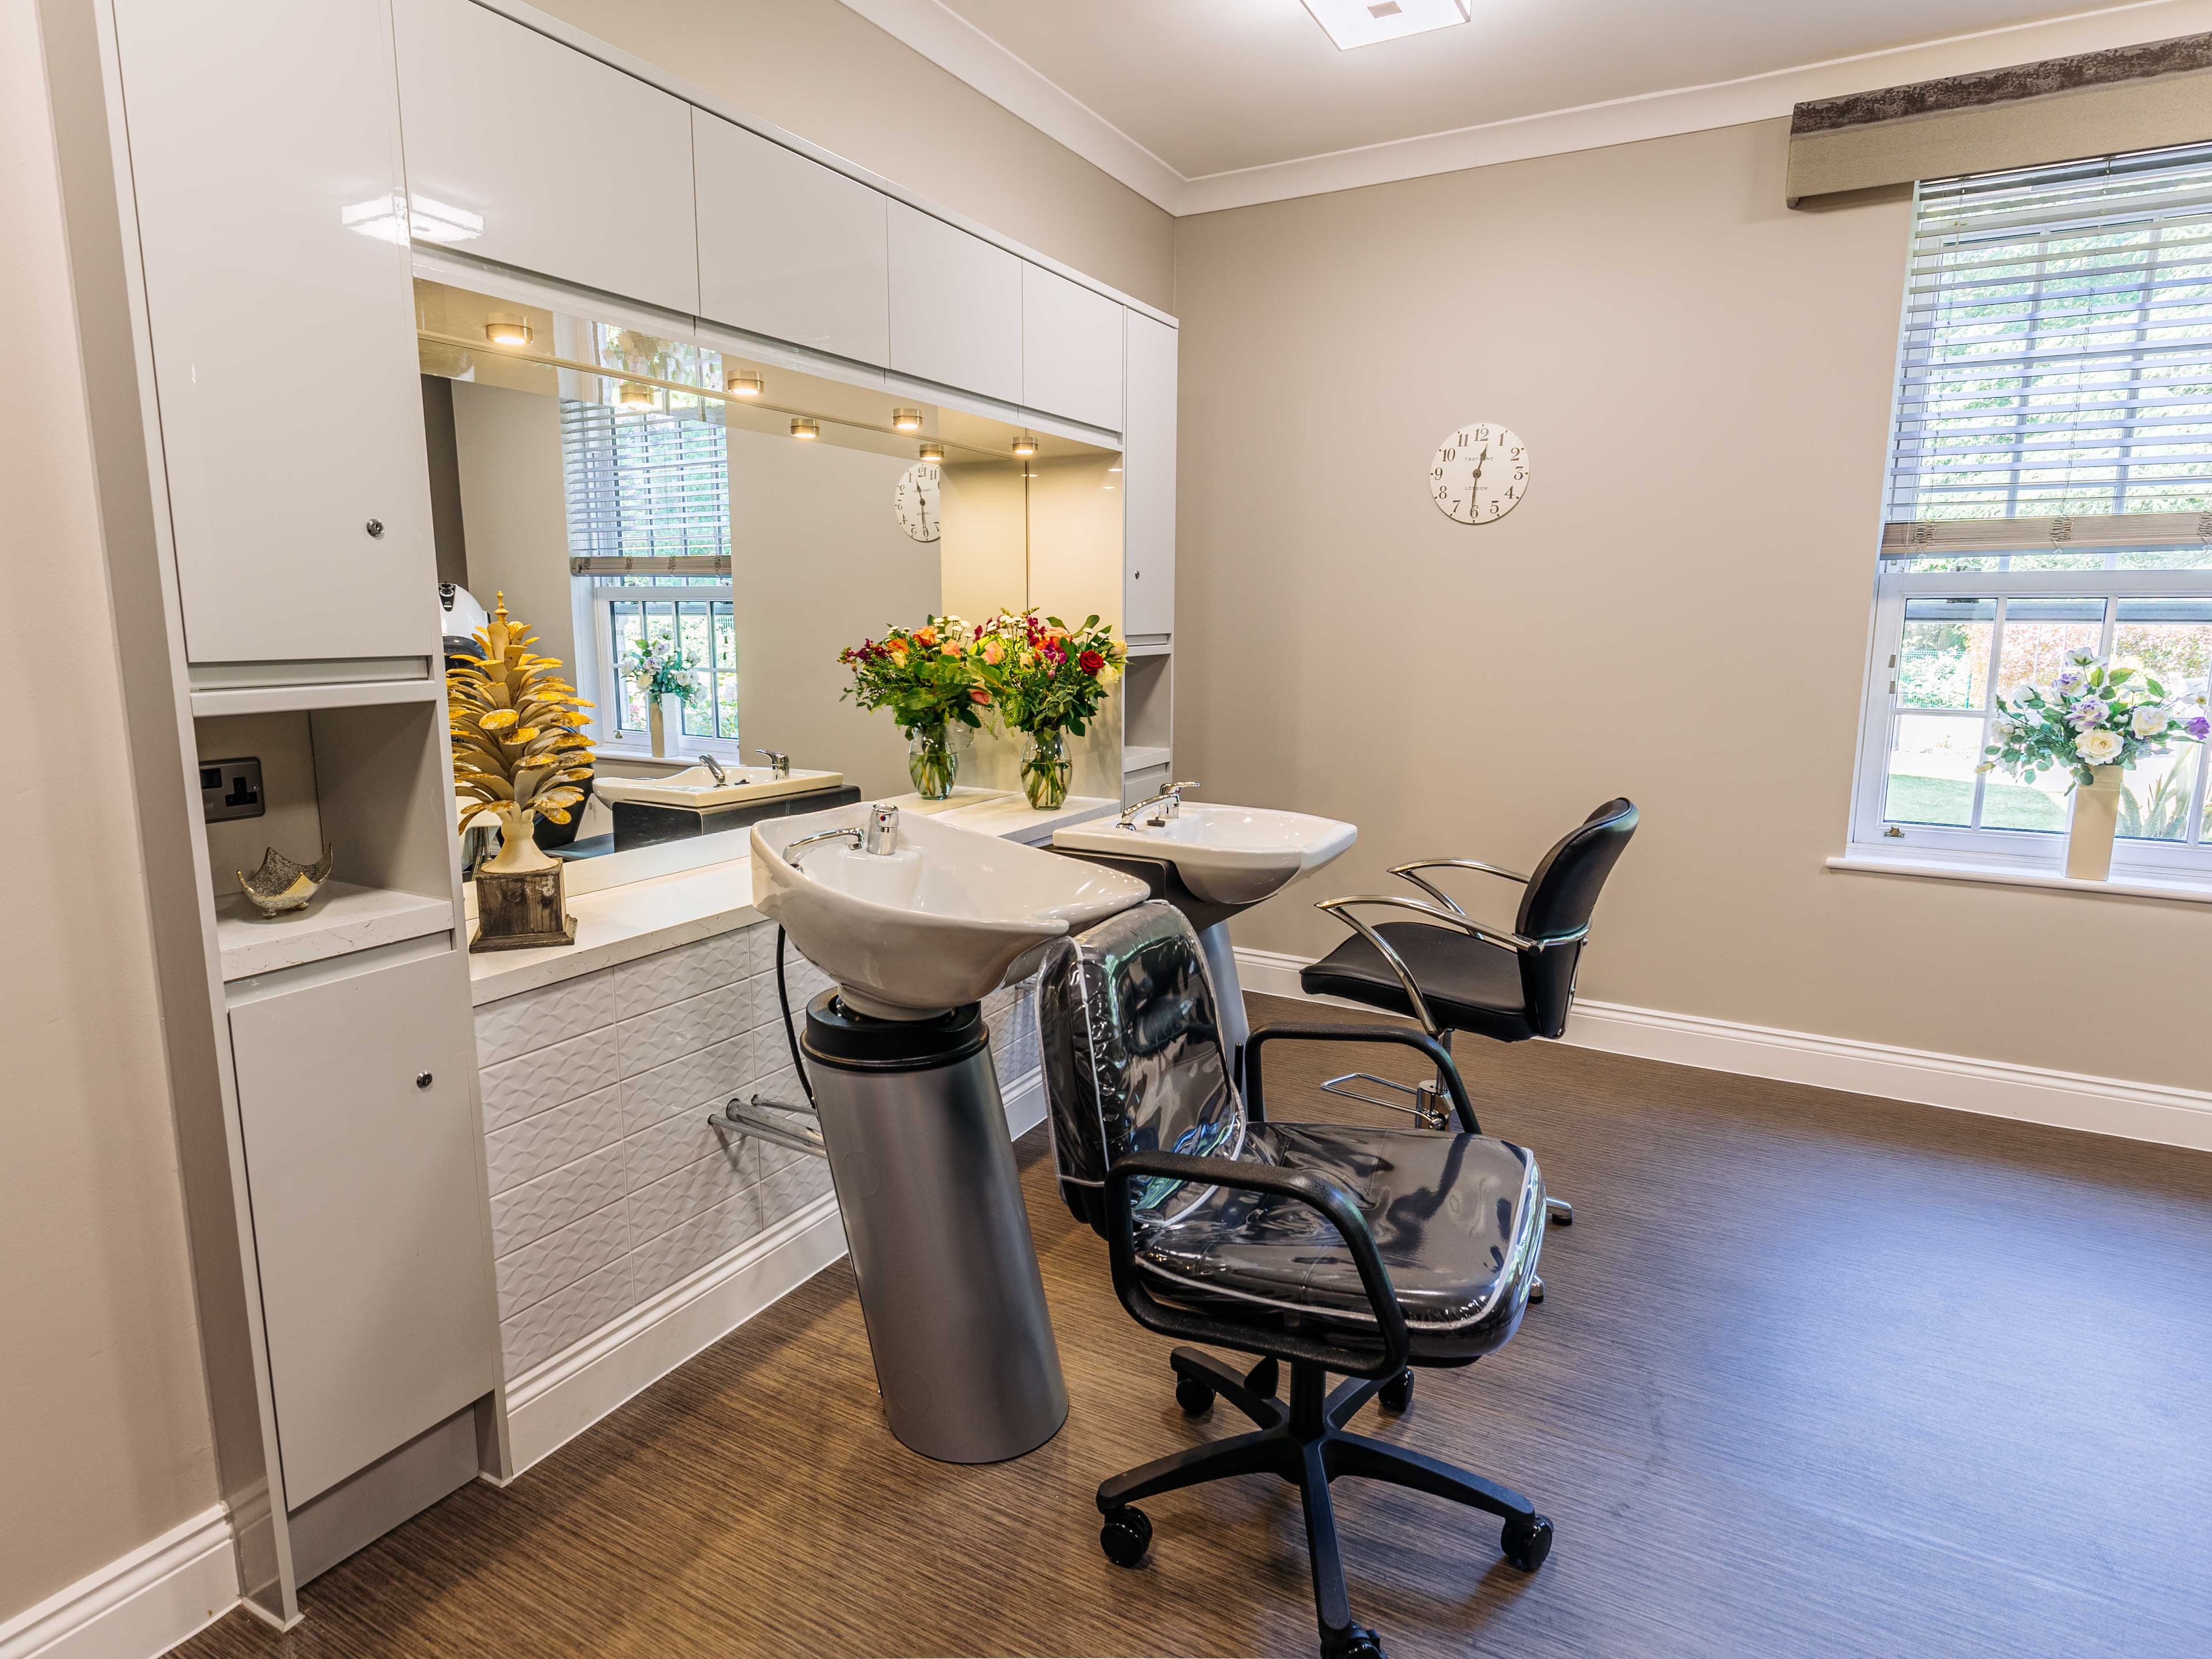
left=1979, top=649, right=2210, bottom=787
left=623, top=634, right=698, bottom=706
left=971, top=609, right=1124, bottom=736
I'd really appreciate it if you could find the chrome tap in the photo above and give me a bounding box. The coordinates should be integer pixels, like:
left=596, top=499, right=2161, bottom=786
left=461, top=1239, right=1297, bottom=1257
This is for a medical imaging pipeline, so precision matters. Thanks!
left=756, top=747, right=791, bottom=778
left=699, top=752, right=728, bottom=786
left=786, top=804, right=900, bottom=865
left=1118, top=780, right=1200, bottom=830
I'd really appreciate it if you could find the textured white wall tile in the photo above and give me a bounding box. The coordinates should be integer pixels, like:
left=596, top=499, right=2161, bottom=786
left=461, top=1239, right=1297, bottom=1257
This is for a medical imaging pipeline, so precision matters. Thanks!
left=619, top=1031, right=755, bottom=1135
left=744, top=922, right=776, bottom=978
left=628, top=1187, right=766, bottom=1305
left=625, top=1107, right=734, bottom=1191
left=615, top=976, right=760, bottom=1080
left=501, top=1255, right=636, bottom=1377
left=475, top=969, right=617, bottom=1068
left=485, top=1083, right=624, bottom=1194
left=629, top=1146, right=753, bottom=1247
left=479, top=1028, right=622, bottom=1133
left=495, top=1198, right=629, bottom=1319
left=756, top=1152, right=836, bottom=1230
left=614, top=927, right=752, bottom=1020
left=491, top=1142, right=627, bottom=1257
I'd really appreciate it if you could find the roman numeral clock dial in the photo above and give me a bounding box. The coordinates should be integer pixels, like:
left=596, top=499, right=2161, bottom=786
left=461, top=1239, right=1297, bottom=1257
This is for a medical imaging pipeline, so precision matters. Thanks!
left=1430, top=422, right=1528, bottom=525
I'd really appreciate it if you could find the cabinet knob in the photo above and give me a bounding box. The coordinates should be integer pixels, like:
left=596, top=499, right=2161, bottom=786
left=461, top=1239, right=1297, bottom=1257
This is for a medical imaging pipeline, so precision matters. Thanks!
left=366, top=518, right=385, bottom=539
left=416, top=1071, right=433, bottom=1089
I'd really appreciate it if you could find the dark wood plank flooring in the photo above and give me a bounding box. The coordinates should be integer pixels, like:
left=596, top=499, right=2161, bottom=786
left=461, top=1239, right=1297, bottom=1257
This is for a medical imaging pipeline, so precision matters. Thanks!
left=177, top=994, right=2212, bottom=1657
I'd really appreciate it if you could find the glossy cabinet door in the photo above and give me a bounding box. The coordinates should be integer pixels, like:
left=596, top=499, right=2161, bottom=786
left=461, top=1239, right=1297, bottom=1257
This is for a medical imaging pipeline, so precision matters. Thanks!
left=887, top=202, right=1022, bottom=404
left=229, top=946, right=497, bottom=1506
left=113, top=0, right=435, bottom=666
left=392, top=0, right=698, bottom=316
left=1122, top=312, right=1178, bottom=639
left=695, top=113, right=889, bottom=365
left=1021, top=265, right=1123, bottom=431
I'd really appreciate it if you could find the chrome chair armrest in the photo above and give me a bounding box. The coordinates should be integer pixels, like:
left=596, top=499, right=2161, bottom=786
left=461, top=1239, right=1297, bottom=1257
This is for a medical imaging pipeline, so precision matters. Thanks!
left=1243, top=1021, right=1478, bottom=1132
left=1388, top=857, right=1531, bottom=916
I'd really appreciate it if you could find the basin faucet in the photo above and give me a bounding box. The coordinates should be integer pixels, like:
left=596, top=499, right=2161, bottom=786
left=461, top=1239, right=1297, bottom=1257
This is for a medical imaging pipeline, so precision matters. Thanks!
left=699, top=753, right=728, bottom=786
left=785, top=805, right=900, bottom=865
left=1119, top=780, right=1200, bottom=830
left=756, top=747, right=791, bottom=778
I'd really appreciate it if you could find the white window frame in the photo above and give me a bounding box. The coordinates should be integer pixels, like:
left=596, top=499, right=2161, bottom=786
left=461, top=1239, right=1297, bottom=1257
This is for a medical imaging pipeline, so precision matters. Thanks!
left=585, top=578, right=745, bottom=760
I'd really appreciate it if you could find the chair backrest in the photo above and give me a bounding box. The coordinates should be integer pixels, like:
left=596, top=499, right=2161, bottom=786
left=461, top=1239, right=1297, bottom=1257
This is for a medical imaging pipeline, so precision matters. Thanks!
left=1513, top=798, right=1638, bottom=1037
left=1036, top=901, right=1246, bottom=1233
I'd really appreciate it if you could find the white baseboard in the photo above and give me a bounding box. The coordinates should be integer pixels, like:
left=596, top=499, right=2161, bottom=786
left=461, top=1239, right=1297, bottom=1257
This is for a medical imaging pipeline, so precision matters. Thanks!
left=0, top=1509, right=235, bottom=1659
left=1234, top=946, right=2212, bottom=1153
left=502, top=1066, right=1046, bottom=1476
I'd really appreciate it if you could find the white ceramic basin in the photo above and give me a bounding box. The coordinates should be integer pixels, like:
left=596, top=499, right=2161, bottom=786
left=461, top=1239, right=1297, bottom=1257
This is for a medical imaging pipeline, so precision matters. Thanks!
left=753, top=803, right=1149, bottom=1018
left=595, top=765, right=843, bottom=810
left=1053, top=804, right=1358, bottom=907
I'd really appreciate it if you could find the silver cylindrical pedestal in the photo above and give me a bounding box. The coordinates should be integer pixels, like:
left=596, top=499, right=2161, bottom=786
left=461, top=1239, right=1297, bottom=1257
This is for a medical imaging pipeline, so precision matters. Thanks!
left=1196, top=918, right=1251, bottom=1076
left=803, top=993, right=1068, bottom=1463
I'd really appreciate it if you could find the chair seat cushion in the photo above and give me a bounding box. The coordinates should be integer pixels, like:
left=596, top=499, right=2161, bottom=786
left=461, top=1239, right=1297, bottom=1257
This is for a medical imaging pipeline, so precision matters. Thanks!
left=1301, top=922, right=1536, bottom=1043
left=1132, top=1123, right=1544, bottom=1363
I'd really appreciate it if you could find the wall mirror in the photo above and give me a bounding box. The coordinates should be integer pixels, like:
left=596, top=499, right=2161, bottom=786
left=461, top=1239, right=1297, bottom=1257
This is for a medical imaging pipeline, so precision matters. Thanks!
left=412, top=278, right=1127, bottom=887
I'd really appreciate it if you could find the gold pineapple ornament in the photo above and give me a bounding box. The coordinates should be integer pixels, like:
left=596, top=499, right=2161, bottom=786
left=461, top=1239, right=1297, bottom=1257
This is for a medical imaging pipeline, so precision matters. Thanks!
left=449, top=594, right=595, bottom=948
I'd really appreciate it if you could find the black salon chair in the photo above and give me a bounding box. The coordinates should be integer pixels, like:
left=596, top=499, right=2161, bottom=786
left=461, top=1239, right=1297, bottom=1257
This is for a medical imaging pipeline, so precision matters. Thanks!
left=1301, top=799, right=1638, bottom=1232
left=1039, top=902, right=1551, bottom=1659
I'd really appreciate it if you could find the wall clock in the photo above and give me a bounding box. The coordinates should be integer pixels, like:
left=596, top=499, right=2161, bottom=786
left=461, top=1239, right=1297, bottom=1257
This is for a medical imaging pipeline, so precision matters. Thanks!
left=1430, top=422, right=1528, bottom=524
left=893, top=461, right=941, bottom=543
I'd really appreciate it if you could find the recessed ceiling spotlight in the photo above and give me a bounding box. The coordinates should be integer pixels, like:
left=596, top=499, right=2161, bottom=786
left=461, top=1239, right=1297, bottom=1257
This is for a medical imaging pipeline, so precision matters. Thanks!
left=725, top=369, right=765, bottom=397
left=1301, top=0, right=1469, bottom=51
left=791, top=418, right=820, bottom=440
left=1012, top=435, right=1039, bottom=457
left=918, top=442, right=946, bottom=463
left=616, top=381, right=656, bottom=412
left=892, top=407, right=923, bottom=433
left=483, top=312, right=533, bottom=347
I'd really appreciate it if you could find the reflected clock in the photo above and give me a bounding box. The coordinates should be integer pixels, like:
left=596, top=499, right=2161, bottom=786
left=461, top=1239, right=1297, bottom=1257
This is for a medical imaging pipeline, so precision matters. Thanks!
left=894, top=461, right=942, bottom=543
left=1430, top=422, right=1528, bottom=524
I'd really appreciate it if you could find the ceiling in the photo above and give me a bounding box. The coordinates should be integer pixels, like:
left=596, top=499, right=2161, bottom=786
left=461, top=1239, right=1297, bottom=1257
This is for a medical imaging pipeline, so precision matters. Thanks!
left=835, top=0, right=2212, bottom=211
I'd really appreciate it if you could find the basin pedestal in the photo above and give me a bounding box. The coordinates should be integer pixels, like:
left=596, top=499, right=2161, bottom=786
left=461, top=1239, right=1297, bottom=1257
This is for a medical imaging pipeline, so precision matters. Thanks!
left=801, top=993, right=1068, bottom=1464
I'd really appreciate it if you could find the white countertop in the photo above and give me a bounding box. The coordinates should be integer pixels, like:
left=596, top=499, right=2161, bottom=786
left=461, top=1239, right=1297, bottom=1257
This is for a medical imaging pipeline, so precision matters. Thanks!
left=217, top=883, right=454, bottom=983
left=467, top=788, right=1118, bottom=1005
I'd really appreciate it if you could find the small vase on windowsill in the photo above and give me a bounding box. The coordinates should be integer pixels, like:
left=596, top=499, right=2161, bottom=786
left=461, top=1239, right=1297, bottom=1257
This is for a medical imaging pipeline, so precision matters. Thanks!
left=647, top=695, right=685, bottom=759
left=2065, top=765, right=2124, bottom=881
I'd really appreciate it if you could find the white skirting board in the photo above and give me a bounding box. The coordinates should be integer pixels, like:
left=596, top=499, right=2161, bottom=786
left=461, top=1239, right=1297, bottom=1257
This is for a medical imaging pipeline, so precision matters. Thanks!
left=0, top=1508, right=234, bottom=1659
left=1233, top=947, right=2212, bottom=1153
left=501, top=1066, right=1048, bottom=1476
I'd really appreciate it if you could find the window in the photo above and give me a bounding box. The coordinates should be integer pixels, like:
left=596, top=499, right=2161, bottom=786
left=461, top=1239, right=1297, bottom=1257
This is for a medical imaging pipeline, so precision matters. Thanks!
left=560, top=395, right=739, bottom=751
left=1854, top=144, right=2212, bottom=877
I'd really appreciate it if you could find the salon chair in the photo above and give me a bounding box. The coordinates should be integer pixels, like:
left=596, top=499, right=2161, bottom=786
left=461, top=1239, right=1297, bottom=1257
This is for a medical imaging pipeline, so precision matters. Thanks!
left=1039, top=902, right=1551, bottom=1659
left=1301, top=798, right=1637, bottom=1231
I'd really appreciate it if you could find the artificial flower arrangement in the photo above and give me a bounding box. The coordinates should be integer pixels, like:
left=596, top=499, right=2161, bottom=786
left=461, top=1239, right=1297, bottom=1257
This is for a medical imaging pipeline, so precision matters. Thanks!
left=1978, top=647, right=2209, bottom=788
left=838, top=615, right=988, bottom=798
left=972, top=609, right=1125, bottom=809
left=623, top=634, right=699, bottom=756
left=449, top=595, right=595, bottom=876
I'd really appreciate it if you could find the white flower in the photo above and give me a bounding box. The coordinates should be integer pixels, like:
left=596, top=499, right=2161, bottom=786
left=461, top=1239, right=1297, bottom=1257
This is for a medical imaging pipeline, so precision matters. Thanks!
left=2066, top=647, right=2101, bottom=670
left=1990, top=715, right=2021, bottom=742
left=2131, top=705, right=2170, bottom=739
left=2075, top=728, right=2125, bottom=766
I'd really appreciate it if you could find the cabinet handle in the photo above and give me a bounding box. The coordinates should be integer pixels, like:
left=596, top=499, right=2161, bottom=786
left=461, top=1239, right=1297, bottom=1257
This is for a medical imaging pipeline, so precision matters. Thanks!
left=366, top=518, right=386, bottom=539
left=416, top=1071, right=433, bottom=1089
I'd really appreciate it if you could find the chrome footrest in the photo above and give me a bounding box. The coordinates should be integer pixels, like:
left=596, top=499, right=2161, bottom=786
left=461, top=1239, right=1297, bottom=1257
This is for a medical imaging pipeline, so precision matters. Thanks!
left=707, top=1093, right=828, bottom=1160
left=1320, top=1071, right=1452, bottom=1131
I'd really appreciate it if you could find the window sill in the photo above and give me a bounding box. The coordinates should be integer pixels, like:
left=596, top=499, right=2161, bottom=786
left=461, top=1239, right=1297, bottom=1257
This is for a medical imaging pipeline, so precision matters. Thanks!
left=1827, top=850, right=2212, bottom=907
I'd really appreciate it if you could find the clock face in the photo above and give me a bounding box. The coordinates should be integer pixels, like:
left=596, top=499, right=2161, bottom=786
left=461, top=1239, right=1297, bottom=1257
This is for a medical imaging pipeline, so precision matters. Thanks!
left=1431, top=423, right=1528, bottom=525
left=894, top=462, right=941, bottom=543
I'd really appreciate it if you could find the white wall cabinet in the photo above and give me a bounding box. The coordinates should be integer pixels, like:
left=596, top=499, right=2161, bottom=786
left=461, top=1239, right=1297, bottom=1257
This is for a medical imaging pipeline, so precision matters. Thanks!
left=695, top=113, right=889, bottom=366
left=1122, top=311, right=1179, bottom=638
left=888, top=202, right=1022, bottom=404
left=113, top=0, right=435, bottom=667
left=228, top=946, right=497, bottom=1506
left=1022, top=265, right=1123, bottom=431
left=392, top=0, right=698, bottom=316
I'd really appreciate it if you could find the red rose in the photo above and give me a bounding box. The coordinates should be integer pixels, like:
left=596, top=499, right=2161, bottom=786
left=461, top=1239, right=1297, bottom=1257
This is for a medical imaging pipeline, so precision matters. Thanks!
left=1078, top=650, right=1105, bottom=674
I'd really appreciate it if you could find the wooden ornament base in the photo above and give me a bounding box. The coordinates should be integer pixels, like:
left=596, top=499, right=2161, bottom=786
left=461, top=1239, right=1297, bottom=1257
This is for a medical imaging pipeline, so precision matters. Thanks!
left=471, top=863, right=577, bottom=952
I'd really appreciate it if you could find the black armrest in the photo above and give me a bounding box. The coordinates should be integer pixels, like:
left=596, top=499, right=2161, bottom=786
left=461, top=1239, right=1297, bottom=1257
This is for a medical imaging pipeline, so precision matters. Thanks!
left=1243, top=1021, right=1478, bottom=1133
left=1105, top=1150, right=1412, bottom=1380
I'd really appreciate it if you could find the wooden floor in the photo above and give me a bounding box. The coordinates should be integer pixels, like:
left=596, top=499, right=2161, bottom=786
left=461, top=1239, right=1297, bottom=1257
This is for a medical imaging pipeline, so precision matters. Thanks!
left=179, top=994, right=2212, bottom=1658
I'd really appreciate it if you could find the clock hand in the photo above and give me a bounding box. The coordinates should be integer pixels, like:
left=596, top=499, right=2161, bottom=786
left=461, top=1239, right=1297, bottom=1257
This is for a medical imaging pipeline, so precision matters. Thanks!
left=1469, top=445, right=1488, bottom=493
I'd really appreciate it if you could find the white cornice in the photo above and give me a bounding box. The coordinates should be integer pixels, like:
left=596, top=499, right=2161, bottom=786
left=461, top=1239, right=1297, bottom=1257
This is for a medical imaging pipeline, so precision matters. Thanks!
left=837, top=0, right=2212, bottom=215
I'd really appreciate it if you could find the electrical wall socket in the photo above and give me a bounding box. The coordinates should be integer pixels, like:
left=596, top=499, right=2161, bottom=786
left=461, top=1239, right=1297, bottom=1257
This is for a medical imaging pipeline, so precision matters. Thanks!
left=200, top=756, right=265, bottom=822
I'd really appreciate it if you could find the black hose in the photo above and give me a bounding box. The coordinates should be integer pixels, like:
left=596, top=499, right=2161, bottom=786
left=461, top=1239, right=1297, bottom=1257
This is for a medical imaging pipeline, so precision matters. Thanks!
left=775, top=926, right=815, bottom=1106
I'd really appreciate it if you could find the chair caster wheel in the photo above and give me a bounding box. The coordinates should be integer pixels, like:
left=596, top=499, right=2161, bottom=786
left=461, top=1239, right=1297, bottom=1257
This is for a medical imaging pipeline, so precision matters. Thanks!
left=1528, top=1274, right=1545, bottom=1305
left=1323, top=1624, right=1387, bottom=1659
left=1100, top=1505, right=1152, bottom=1569
left=1501, top=1513, right=1553, bottom=1573
left=1546, top=1197, right=1574, bottom=1227
left=1378, top=1370, right=1414, bottom=1414
left=1175, top=1376, right=1215, bottom=1416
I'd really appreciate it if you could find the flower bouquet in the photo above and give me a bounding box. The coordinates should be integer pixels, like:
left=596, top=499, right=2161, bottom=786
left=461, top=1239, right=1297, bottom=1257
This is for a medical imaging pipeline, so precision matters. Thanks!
left=838, top=615, right=987, bottom=798
left=974, top=610, right=1124, bottom=809
left=623, top=634, right=699, bottom=758
left=1979, top=647, right=2209, bottom=878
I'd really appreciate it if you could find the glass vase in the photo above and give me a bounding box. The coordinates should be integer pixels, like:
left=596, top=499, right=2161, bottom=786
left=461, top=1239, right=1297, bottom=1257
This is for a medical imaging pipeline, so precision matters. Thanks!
left=1020, top=728, right=1073, bottom=810
left=907, top=723, right=961, bottom=800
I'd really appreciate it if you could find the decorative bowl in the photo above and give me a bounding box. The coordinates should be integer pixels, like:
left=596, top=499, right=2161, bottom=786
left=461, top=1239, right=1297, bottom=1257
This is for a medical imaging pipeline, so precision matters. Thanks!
left=237, top=844, right=335, bottom=916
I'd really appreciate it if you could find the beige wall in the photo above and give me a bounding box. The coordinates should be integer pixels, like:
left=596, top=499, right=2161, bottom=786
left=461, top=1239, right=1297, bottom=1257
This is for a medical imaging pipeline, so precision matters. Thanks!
left=451, top=379, right=577, bottom=671
left=533, top=0, right=1176, bottom=314
left=0, top=0, right=218, bottom=1616
left=1174, top=118, right=2208, bottom=1094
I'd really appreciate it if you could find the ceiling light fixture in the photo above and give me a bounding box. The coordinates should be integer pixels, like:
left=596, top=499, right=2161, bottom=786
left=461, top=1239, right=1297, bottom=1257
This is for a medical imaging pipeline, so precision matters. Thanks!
left=1012, top=435, right=1039, bottom=457
left=616, top=381, right=656, bottom=412
left=1301, top=0, right=1469, bottom=51
left=791, top=418, right=820, bottom=440
left=725, top=369, right=766, bottom=397
left=891, top=407, right=923, bottom=433
left=918, top=442, right=945, bottom=463
left=483, top=313, right=534, bottom=347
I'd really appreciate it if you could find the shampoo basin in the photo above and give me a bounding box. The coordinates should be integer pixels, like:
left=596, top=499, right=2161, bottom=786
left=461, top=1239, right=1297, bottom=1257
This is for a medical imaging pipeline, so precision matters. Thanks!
left=1053, top=804, right=1357, bottom=908
left=595, top=764, right=843, bottom=810
left=752, top=804, right=1148, bottom=1018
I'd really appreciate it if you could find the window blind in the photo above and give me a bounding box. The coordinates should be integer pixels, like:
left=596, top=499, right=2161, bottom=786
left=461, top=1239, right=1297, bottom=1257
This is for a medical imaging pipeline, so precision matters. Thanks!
left=1884, top=142, right=2212, bottom=557
left=560, top=399, right=730, bottom=571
